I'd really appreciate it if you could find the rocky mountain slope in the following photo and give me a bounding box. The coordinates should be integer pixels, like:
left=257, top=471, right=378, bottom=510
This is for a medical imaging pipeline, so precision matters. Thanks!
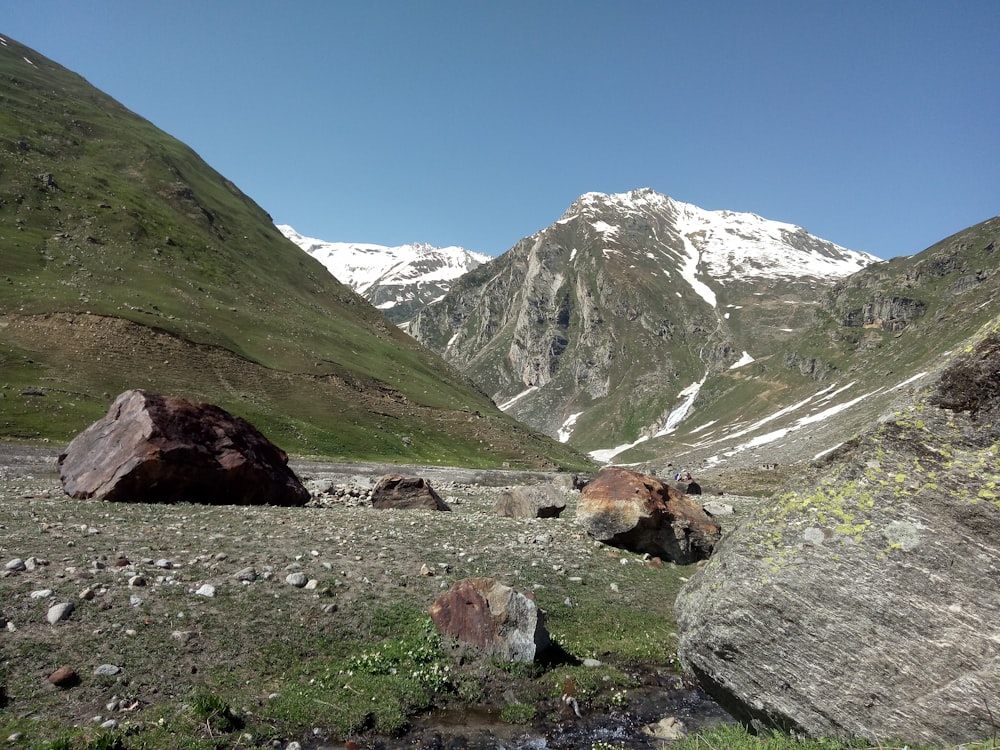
left=277, top=225, right=489, bottom=325
left=0, top=34, right=588, bottom=471
left=410, top=188, right=880, bottom=463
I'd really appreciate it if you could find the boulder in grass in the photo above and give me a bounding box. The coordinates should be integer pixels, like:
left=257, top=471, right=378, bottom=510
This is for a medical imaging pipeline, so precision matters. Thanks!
left=59, top=389, right=309, bottom=506
left=370, top=474, right=450, bottom=511
left=429, top=577, right=550, bottom=663
left=576, top=466, right=720, bottom=563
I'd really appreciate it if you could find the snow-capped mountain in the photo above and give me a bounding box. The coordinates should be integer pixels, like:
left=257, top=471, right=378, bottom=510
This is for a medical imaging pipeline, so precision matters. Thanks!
left=277, top=225, right=490, bottom=324
left=411, top=188, right=882, bottom=460
left=564, top=189, right=877, bottom=281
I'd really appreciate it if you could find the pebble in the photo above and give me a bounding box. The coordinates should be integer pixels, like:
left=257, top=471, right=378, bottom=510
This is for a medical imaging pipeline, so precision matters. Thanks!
left=155, top=559, right=173, bottom=569
left=129, top=595, right=143, bottom=607
left=47, top=602, right=74, bottom=624
left=195, top=584, right=216, bottom=598
left=30, top=588, right=54, bottom=599
left=94, top=664, right=122, bottom=676
left=233, top=566, right=257, bottom=582
left=4, top=558, right=25, bottom=572
left=286, top=572, right=308, bottom=588
left=129, top=575, right=146, bottom=587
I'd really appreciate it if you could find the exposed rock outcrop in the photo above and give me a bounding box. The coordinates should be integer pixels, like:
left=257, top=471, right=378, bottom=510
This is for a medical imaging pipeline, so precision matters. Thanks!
left=675, top=326, right=1000, bottom=745
left=576, top=467, right=720, bottom=563
left=429, top=577, right=550, bottom=663
left=58, top=389, right=309, bottom=506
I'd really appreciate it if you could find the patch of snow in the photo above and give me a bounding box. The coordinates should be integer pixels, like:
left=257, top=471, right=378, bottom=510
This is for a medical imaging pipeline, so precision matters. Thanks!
left=558, top=412, right=583, bottom=443
left=690, top=419, right=718, bottom=434
left=891, top=372, right=928, bottom=390
left=497, top=387, right=538, bottom=412
left=655, top=377, right=706, bottom=437
left=729, top=351, right=755, bottom=369
left=813, top=442, right=844, bottom=460
left=569, top=248, right=577, bottom=262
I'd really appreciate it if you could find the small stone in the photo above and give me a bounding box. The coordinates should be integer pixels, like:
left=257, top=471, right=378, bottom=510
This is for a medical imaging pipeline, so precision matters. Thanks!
left=129, top=595, right=143, bottom=607
left=285, top=572, right=308, bottom=588
left=194, top=584, right=216, bottom=598
left=304, top=579, right=319, bottom=590
left=80, top=587, right=95, bottom=600
left=128, top=575, right=146, bottom=587
left=233, top=566, right=257, bottom=582
left=155, top=559, right=173, bottom=569
left=610, top=583, right=620, bottom=593
left=101, top=718, right=118, bottom=729
left=94, top=664, right=122, bottom=676
left=419, top=564, right=435, bottom=576
left=582, top=658, right=603, bottom=667
left=4, top=558, right=25, bottom=572
left=30, top=588, right=54, bottom=599
left=172, top=630, right=196, bottom=644
left=47, top=602, right=74, bottom=624
left=643, top=716, right=686, bottom=740
left=48, top=665, right=79, bottom=687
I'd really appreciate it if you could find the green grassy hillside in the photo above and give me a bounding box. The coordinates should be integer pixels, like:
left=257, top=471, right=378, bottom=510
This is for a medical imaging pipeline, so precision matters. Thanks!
left=0, top=35, right=591, bottom=471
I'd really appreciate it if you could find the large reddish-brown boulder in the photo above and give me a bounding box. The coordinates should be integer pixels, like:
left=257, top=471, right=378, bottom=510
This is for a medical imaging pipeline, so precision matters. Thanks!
left=370, top=474, right=451, bottom=511
left=576, top=466, right=720, bottom=563
left=58, top=389, right=309, bottom=506
left=429, top=577, right=550, bottom=663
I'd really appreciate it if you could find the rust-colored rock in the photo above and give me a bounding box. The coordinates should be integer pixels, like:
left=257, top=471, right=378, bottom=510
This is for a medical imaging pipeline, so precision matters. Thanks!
left=47, top=665, right=79, bottom=688
left=576, top=466, right=720, bottom=563
left=370, top=474, right=450, bottom=511
left=429, top=577, right=550, bottom=663
left=58, top=389, right=309, bottom=506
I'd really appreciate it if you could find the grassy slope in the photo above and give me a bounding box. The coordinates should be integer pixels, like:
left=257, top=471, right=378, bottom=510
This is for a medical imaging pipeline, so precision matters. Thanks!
left=0, top=35, right=591, bottom=471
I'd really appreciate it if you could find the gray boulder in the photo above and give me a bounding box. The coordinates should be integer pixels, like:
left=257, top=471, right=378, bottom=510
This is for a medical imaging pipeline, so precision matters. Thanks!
left=495, top=484, right=567, bottom=518
left=675, top=331, right=1000, bottom=746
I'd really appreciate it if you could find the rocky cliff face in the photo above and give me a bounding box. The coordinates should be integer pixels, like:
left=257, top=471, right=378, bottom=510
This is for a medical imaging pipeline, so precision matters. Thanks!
left=674, top=321, right=1000, bottom=745
left=411, top=189, right=877, bottom=457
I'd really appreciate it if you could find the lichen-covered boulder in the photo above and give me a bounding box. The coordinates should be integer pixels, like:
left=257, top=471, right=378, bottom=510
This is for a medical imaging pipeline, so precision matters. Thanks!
left=576, top=466, right=720, bottom=563
left=59, top=389, right=309, bottom=506
left=675, top=330, right=1000, bottom=746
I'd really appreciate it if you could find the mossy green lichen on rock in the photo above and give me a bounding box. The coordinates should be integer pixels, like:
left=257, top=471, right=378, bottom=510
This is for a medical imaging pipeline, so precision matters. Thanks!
left=675, top=317, right=1000, bottom=746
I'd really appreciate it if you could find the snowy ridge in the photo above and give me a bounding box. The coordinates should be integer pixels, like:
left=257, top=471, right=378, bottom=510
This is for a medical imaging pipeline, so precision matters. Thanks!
left=565, top=189, right=879, bottom=280
left=277, top=224, right=489, bottom=306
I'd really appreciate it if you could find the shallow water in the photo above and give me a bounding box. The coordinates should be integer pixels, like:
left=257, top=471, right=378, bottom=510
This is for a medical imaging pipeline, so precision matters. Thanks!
left=310, top=676, right=732, bottom=749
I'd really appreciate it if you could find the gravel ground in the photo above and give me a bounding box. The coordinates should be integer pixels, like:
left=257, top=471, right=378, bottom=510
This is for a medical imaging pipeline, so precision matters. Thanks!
left=0, top=445, right=751, bottom=748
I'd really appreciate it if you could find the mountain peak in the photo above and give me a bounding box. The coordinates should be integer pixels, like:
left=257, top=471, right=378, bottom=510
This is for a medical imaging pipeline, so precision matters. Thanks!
left=559, top=188, right=879, bottom=281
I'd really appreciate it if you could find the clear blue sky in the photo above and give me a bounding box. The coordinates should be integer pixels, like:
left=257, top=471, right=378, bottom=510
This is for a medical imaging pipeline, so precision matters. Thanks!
left=4, top=1, right=998, bottom=259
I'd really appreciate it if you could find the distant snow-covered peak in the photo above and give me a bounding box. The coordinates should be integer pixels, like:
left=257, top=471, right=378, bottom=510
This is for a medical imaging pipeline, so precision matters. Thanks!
left=277, top=224, right=490, bottom=296
left=560, top=189, right=879, bottom=280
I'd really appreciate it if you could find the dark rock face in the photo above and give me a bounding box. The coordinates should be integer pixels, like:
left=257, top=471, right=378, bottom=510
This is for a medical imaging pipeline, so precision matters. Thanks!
left=429, top=577, right=550, bottom=663
left=576, top=467, right=720, bottom=563
left=495, top=485, right=567, bottom=518
left=58, top=390, right=309, bottom=506
left=675, top=331, right=1000, bottom=745
left=370, top=474, right=451, bottom=511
